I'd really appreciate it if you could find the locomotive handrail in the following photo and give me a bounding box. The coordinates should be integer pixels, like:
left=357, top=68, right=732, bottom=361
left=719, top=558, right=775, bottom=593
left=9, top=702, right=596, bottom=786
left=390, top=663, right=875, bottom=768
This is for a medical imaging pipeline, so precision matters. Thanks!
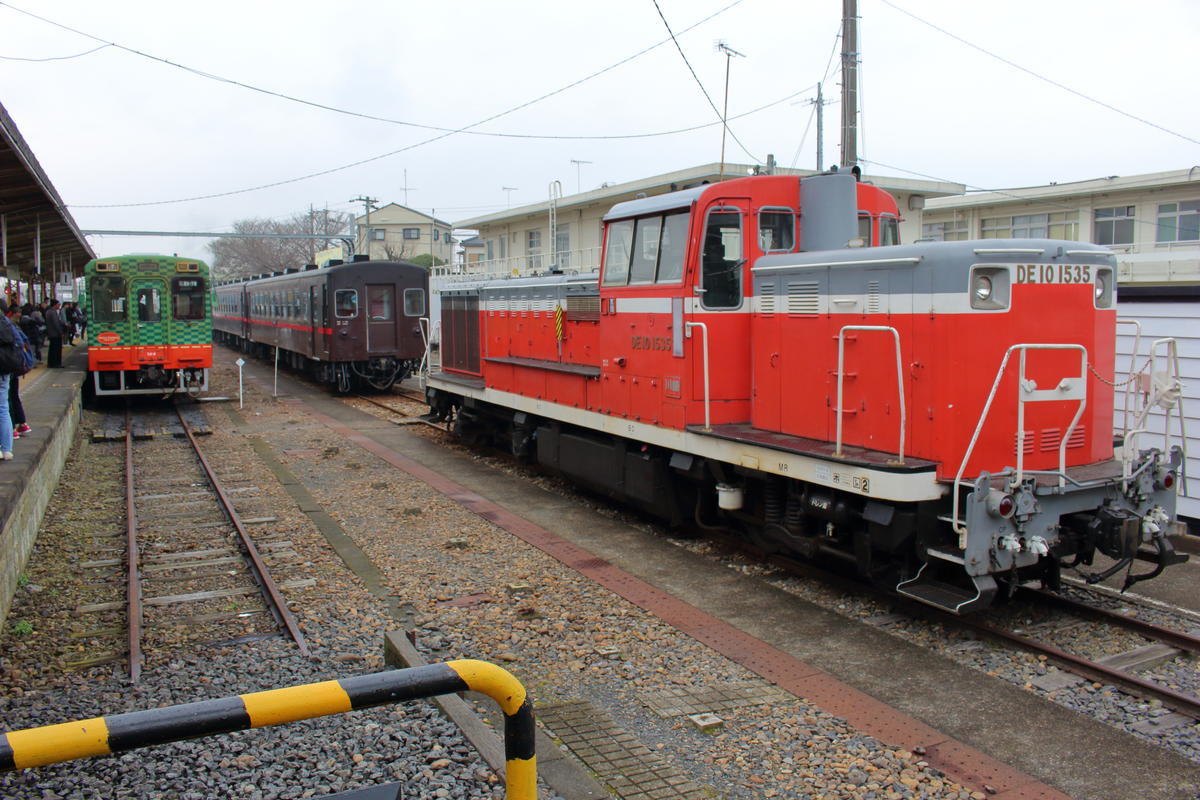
left=1127, top=338, right=1187, bottom=492
left=1116, top=318, right=1143, bottom=439
left=0, top=661, right=537, bottom=800
left=834, top=326, right=906, bottom=464
left=951, top=344, right=1088, bottom=545
left=685, top=321, right=711, bottom=431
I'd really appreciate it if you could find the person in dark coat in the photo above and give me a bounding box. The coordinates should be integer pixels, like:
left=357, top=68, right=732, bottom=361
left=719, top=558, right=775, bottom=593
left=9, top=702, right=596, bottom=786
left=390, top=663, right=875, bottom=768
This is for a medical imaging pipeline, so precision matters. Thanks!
left=20, top=303, right=43, bottom=362
left=45, top=299, right=65, bottom=368
left=4, top=304, right=30, bottom=440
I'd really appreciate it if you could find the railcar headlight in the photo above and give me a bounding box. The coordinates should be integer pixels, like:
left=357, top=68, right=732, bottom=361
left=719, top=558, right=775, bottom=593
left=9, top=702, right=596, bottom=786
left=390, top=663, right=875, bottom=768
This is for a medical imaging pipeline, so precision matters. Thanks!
left=987, top=490, right=1016, bottom=519
left=1157, top=470, right=1176, bottom=491
left=973, top=275, right=993, bottom=302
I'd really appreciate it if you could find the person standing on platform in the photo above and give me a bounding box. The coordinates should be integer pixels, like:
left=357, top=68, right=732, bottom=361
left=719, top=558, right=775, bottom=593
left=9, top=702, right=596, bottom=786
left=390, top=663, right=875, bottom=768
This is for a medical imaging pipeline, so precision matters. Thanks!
left=4, top=304, right=31, bottom=441
left=0, top=301, right=17, bottom=460
left=45, top=299, right=65, bottom=368
left=20, top=303, right=43, bottom=363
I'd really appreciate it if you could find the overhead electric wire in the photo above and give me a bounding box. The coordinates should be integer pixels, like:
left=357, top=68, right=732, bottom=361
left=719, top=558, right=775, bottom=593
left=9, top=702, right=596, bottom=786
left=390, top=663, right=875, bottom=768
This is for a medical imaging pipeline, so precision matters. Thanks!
left=0, top=0, right=744, bottom=139
left=0, top=43, right=110, bottom=61
left=70, top=85, right=808, bottom=210
left=877, top=0, right=1200, bottom=147
left=791, top=25, right=844, bottom=169
left=649, top=0, right=760, bottom=163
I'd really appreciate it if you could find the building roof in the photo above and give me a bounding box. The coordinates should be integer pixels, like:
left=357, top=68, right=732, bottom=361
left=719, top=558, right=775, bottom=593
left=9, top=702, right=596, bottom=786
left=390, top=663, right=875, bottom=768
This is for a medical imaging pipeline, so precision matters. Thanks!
left=355, top=202, right=451, bottom=228
left=0, top=101, right=93, bottom=278
left=455, top=162, right=964, bottom=229
left=925, top=167, right=1200, bottom=211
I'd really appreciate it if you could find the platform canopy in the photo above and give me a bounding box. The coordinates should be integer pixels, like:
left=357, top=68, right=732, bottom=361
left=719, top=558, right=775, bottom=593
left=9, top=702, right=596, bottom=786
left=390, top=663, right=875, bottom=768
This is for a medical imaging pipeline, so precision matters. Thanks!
left=0, top=100, right=93, bottom=286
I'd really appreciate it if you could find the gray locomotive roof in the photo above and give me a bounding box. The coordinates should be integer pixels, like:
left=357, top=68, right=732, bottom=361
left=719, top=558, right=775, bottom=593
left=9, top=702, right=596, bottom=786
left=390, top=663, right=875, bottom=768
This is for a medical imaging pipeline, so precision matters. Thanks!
left=602, top=185, right=708, bottom=222
left=755, top=238, right=1117, bottom=272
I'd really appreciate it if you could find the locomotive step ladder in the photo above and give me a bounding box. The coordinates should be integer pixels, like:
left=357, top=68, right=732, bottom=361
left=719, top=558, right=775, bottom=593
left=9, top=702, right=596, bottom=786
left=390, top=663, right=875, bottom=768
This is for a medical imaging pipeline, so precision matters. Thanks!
left=896, top=559, right=997, bottom=615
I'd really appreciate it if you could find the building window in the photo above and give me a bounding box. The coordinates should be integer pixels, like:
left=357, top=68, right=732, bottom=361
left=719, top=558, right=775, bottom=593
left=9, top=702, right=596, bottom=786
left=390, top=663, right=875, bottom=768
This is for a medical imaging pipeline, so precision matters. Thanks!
left=1156, top=200, right=1200, bottom=243
left=443, top=231, right=452, bottom=244
left=369, top=228, right=386, bottom=241
left=921, top=220, right=968, bottom=241
left=981, top=217, right=1012, bottom=239
left=555, top=224, right=570, bottom=267
left=1094, top=206, right=1135, bottom=245
left=527, top=229, right=542, bottom=270
left=1047, top=211, right=1078, bottom=240
left=402, top=228, right=420, bottom=240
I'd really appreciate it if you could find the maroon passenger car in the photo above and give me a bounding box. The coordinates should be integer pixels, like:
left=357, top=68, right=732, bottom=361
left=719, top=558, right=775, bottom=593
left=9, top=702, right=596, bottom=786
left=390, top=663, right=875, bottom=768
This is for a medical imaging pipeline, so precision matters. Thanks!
left=213, top=259, right=428, bottom=392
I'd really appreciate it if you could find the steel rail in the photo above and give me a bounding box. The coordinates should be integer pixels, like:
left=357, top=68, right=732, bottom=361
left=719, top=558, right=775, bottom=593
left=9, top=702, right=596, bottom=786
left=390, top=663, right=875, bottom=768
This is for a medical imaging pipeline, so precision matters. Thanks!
left=1020, top=586, right=1200, bottom=655
left=955, top=615, right=1200, bottom=720
left=173, top=404, right=309, bottom=655
left=353, top=393, right=447, bottom=431
left=124, top=405, right=143, bottom=682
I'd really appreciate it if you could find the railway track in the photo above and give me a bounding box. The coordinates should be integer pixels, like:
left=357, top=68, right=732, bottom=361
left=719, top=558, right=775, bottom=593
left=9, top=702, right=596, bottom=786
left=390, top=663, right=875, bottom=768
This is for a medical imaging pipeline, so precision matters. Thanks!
left=353, top=389, right=447, bottom=431
left=76, top=402, right=310, bottom=680
left=721, top=542, right=1200, bottom=724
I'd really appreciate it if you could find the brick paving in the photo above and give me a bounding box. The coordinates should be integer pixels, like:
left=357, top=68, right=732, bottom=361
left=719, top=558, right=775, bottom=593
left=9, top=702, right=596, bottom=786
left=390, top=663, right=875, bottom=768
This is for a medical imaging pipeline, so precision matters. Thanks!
left=538, top=701, right=714, bottom=799
left=641, top=679, right=791, bottom=718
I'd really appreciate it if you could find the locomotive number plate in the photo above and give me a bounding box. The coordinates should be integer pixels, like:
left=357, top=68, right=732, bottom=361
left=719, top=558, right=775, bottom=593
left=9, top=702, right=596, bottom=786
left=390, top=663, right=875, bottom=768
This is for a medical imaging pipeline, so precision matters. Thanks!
left=815, top=464, right=870, bottom=494
left=1015, top=264, right=1094, bottom=284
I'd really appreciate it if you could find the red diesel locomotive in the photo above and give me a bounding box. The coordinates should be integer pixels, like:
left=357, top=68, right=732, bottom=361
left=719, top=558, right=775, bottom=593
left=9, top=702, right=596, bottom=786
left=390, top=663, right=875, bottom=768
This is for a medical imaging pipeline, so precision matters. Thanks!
left=426, top=170, right=1185, bottom=612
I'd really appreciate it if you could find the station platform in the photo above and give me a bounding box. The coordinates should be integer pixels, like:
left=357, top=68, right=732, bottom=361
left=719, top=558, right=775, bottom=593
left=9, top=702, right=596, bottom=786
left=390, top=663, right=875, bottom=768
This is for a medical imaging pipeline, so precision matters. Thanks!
left=0, top=343, right=87, bottom=627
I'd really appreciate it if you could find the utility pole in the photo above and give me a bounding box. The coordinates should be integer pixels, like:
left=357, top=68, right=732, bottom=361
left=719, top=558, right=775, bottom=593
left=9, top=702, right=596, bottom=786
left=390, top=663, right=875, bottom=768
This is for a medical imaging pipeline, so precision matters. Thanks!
left=812, top=83, right=835, bottom=170
left=350, top=195, right=378, bottom=258
left=502, top=187, right=518, bottom=208
left=840, top=0, right=859, bottom=169
left=716, top=41, right=745, bottom=181
left=401, top=170, right=419, bottom=206
left=569, top=160, right=592, bottom=194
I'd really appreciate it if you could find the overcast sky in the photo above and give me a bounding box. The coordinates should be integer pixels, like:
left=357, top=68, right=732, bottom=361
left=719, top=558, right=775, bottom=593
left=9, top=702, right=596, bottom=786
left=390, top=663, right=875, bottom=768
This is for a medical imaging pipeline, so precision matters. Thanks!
left=2, top=0, right=1197, bottom=261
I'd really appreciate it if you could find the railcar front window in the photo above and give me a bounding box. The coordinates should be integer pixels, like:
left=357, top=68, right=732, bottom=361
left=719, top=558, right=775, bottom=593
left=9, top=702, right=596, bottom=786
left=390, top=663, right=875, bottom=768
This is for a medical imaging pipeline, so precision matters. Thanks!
left=136, top=287, right=161, bottom=322
left=629, top=216, right=663, bottom=284
left=657, top=212, right=689, bottom=284
left=404, top=288, right=425, bottom=316
left=335, top=289, right=358, bottom=318
left=602, top=219, right=634, bottom=285
left=91, top=276, right=127, bottom=322
left=758, top=209, right=795, bottom=252
left=172, top=277, right=206, bottom=320
left=368, top=287, right=394, bottom=320
left=858, top=214, right=873, bottom=245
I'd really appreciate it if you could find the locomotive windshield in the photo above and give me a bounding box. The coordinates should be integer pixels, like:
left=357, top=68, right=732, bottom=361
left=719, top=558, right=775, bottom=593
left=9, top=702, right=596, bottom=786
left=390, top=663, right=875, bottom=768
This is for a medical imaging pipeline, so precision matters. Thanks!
left=91, top=276, right=127, bottom=322
left=603, top=211, right=689, bottom=286
left=136, top=287, right=162, bottom=322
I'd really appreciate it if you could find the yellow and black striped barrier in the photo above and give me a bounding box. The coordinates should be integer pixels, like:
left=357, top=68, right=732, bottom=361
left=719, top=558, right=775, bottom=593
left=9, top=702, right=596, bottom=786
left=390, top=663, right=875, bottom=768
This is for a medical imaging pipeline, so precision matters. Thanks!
left=0, top=659, right=536, bottom=800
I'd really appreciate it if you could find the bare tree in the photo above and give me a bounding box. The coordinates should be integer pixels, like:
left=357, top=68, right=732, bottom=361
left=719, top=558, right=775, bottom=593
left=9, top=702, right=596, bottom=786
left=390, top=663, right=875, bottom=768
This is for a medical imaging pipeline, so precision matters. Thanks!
left=207, top=208, right=354, bottom=280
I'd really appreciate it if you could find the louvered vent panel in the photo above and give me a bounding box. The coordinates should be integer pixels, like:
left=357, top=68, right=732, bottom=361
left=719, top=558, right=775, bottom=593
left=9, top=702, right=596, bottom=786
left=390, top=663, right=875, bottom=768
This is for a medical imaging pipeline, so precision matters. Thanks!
left=759, top=285, right=778, bottom=315
left=867, top=280, right=881, bottom=314
left=1067, top=425, right=1086, bottom=449
left=566, top=295, right=600, bottom=321
left=1014, top=430, right=1035, bottom=456
left=786, top=281, right=820, bottom=315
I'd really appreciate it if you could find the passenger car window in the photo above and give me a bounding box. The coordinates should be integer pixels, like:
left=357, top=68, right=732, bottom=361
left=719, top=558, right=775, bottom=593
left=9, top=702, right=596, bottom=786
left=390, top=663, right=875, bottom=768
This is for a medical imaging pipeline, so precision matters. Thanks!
left=172, top=277, right=206, bottom=320
left=404, top=288, right=425, bottom=317
left=335, top=289, right=358, bottom=318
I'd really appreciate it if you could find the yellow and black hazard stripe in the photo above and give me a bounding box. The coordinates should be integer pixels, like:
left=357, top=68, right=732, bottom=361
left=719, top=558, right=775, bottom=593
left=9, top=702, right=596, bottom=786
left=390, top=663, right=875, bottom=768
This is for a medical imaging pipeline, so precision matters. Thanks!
left=0, top=660, right=535, bottom=799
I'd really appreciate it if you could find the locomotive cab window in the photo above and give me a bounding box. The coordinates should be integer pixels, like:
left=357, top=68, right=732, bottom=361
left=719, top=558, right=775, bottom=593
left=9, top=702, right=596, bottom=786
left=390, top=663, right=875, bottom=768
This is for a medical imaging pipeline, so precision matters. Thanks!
left=858, top=213, right=873, bottom=246
left=602, top=219, right=634, bottom=286
left=137, top=287, right=162, bottom=322
left=172, top=277, right=206, bottom=320
left=403, top=288, right=425, bottom=317
left=335, top=289, right=359, bottom=318
left=758, top=209, right=795, bottom=253
left=879, top=215, right=900, bottom=246
left=91, top=276, right=127, bottom=322
left=629, top=217, right=662, bottom=284
left=700, top=210, right=743, bottom=309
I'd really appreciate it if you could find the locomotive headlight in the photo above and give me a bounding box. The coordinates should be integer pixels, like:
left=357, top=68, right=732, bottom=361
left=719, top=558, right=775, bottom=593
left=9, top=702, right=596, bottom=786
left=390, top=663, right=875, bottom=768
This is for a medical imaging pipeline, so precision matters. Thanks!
left=969, top=266, right=1010, bottom=310
left=986, top=489, right=1016, bottom=519
left=1156, top=470, right=1176, bottom=491
left=973, top=275, right=993, bottom=302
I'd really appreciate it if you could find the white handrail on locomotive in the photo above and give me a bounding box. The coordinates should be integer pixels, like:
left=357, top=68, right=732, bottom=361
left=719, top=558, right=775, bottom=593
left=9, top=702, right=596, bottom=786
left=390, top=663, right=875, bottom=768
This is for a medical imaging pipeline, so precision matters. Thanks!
left=1126, top=337, right=1188, bottom=492
left=834, top=325, right=906, bottom=465
left=684, top=321, right=711, bottom=432
left=950, top=343, right=1089, bottom=548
